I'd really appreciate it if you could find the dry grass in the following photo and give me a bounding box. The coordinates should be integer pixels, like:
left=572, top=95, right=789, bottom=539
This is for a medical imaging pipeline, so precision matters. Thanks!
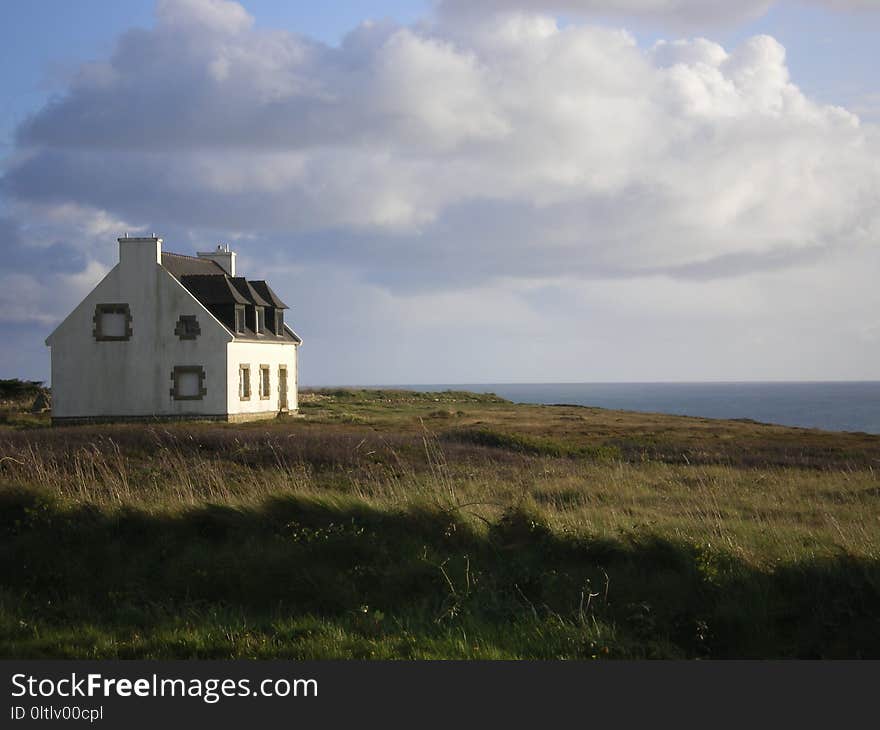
left=2, top=390, right=879, bottom=659
left=1, top=399, right=878, bottom=567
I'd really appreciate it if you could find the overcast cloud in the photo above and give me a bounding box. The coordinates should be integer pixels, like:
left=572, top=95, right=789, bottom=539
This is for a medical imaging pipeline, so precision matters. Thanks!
left=1, top=0, right=879, bottom=383
left=437, top=0, right=880, bottom=28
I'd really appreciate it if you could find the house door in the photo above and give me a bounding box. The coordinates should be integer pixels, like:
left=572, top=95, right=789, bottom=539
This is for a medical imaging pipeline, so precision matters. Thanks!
left=278, top=365, right=288, bottom=411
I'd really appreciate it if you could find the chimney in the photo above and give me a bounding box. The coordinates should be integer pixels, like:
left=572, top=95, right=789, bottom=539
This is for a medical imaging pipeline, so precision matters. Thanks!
left=118, top=234, right=162, bottom=274
left=197, top=243, right=236, bottom=276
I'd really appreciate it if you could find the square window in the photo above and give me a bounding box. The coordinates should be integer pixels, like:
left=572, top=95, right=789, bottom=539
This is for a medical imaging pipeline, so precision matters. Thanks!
left=170, top=366, right=206, bottom=400
left=174, top=315, right=201, bottom=340
left=93, top=303, right=132, bottom=341
left=177, top=371, right=200, bottom=397
left=102, top=312, right=126, bottom=337
left=239, top=365, right=251, bottom=400
left=260, top=365, right=271, bottom=399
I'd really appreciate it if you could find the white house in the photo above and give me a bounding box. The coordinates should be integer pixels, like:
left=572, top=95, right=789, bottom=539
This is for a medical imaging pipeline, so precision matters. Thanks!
left=46, top=235, right=301, bottom=424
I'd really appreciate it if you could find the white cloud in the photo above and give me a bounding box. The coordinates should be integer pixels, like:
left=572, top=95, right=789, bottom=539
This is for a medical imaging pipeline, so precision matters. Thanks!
left=13, top=202, right=145, bottom=250
left=156, top=0, right=253, bottom=35
left=274, top=243, right=880, bottom=383
left=0, top=261, right=110, bottom=326
left=436, top=0, right=880, bottom=29
left=6, top=3, right=878, bottom=285
left=437, top=0, right=776, bottom=29
left=2, top=0, right=880, bottom=382
left=806, top=0, right=880, bottom=9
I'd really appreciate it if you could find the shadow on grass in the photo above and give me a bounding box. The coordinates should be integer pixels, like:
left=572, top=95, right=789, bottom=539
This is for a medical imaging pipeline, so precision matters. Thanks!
left=1, top=486, right=878, bottom=659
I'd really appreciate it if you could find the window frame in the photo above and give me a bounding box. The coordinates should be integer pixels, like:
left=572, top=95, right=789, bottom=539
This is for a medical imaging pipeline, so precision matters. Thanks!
left=259, top=364, right=271, bottom=400
left=278, top=364, right=288, bottom=410
left=170, top=365, right=207, bottom=401
left=174, top=314, right=201, bottom=341
left=93, top=303, right=132, bottom=342
left=239, top=364, right=251, bottom=400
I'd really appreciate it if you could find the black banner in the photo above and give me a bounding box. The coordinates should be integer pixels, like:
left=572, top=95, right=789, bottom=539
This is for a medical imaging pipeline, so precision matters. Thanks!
left=2, top=660, right=877, bottom=727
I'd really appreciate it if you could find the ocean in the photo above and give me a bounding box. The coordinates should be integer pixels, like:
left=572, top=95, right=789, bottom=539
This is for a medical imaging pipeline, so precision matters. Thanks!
left=390, top=382, right=880, bottom=435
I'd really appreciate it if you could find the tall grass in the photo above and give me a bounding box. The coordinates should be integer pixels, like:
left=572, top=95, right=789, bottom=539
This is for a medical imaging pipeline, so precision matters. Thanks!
left=1, top=407, right=879, bottom=659
left=1, top=423, right=877, bottom=564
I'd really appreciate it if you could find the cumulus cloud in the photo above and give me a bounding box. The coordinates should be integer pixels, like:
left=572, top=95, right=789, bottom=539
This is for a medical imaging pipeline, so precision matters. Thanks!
left=0, top=261, right=110, bottom=326
left=5, top=2, right=878, bottom=289
left=2, top=0, right=879, bottom=382
left=156, top=0, right=253, bottom=34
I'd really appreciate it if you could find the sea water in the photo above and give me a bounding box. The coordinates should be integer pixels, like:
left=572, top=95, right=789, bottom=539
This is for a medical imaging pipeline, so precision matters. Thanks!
left=393, top=382, right=880, bottom=434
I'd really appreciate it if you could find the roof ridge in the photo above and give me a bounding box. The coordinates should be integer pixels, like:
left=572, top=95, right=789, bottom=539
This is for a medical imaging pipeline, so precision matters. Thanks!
left=163, top=251, right=212, bottom=262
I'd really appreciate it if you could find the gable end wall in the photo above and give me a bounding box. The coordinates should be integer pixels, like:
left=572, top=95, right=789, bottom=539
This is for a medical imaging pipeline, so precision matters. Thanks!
left=48, top=264, right=233, bottom=419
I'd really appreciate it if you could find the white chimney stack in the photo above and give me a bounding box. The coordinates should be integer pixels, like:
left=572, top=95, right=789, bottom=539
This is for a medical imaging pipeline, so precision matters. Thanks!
left=118, top=235, right=162, bottom=273
left=197, top=243, right=236, bottom=276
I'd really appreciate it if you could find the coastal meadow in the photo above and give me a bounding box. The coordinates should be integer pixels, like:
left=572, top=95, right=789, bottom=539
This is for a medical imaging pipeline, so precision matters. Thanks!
left=1, top=389, right=878, bottom=658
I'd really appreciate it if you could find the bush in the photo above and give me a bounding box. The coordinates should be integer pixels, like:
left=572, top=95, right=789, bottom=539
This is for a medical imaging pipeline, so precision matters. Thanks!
left=0, top=379, right=45, bottom=401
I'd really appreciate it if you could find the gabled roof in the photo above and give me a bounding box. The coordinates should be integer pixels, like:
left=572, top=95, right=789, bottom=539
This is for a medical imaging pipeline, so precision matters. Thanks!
left=160, top=249, right=300, bottom=344
left=161, top=252, right=226, bottom=278
left=285, top=325, right=303, bottom=345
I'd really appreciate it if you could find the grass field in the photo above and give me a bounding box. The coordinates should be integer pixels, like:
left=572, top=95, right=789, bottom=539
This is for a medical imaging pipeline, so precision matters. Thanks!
left=1, top=387, right=878, bottom=658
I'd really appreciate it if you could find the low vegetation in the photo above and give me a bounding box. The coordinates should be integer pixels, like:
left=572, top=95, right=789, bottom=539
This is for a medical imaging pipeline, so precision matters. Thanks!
left=0, top=378, right=48, bottom=428
left=1, top=387, right=878, bottom=658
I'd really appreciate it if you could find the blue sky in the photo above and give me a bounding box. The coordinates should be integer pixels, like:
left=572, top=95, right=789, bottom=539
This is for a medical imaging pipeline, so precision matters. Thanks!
left=1, top=0, right=878, bottom=384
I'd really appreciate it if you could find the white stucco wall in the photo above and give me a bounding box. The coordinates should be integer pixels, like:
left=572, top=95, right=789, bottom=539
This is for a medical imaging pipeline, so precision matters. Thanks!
left=47, top=239, right=234, bottom=419
left=226, top=340, right=298, bottom=416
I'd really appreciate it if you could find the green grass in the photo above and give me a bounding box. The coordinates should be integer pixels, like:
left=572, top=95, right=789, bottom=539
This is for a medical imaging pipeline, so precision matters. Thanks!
left=1, top=387, right=879, bottom=658
left=2, top=489, right=877, bottom=659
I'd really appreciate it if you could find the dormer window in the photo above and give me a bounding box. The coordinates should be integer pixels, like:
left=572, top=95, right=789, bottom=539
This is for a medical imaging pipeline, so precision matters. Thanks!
left=274, top=310, right=284, bottom=336
left=255, top=306, right=265, bottom=335
left=234, top=305, right=245, bottom=334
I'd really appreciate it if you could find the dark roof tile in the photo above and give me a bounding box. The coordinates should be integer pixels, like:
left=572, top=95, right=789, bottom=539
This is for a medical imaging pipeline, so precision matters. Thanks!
left=161, top=252, right=225, bottom=278
left=180, top=275, right=250, bottom=305
left=161, top=250, right=299, bottom=343
left=249, top=280, right=288, bottom=309
left=229, top=277, right=271, bottom=307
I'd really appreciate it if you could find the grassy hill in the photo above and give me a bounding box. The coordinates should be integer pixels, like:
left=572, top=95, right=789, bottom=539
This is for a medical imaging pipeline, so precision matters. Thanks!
left=1, top=388, right=878, bottom=658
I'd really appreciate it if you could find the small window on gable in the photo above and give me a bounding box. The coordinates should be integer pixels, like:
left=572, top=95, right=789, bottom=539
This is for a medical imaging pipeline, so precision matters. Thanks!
left=259, top=364, right=271, bottom=399
left=93, top=303, right=132, bottom=341
left=234, top=305, right=245, bottom=334
left=239, top=364, right=251, bottom=400
left=174, top=315, right=201, bottom=340
left=170, top=366, right=206, bottom=400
